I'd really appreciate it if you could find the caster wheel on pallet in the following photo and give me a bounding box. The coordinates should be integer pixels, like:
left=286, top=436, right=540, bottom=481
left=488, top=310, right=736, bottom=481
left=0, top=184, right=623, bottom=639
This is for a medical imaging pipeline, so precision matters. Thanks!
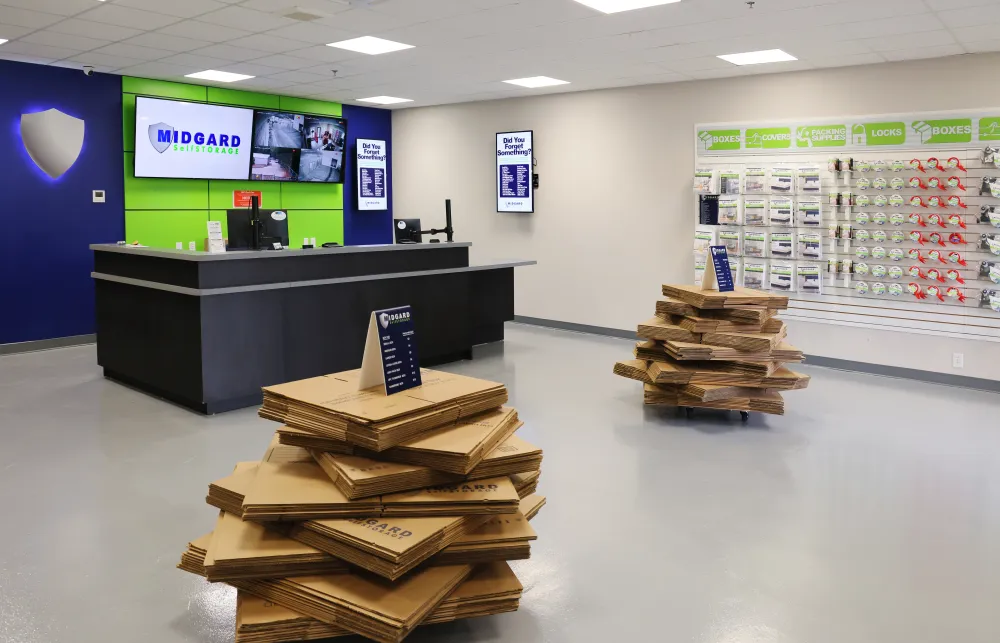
left=740, top=411, right=750, bottom=422
left=685, top=407, right=695, bottom=418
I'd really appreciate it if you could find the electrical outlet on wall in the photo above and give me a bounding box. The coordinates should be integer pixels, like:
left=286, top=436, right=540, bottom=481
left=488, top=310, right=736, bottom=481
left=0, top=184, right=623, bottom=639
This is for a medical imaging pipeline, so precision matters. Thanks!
left=953, top=353, right=964, bottom=369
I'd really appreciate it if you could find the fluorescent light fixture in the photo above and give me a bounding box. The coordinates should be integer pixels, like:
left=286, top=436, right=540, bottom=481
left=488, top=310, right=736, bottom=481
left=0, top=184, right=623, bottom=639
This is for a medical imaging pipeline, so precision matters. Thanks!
left=718, top=49, right=797, bottom=66
left=356, top=96, right=413, bottom=105
left=184, top=70, right=254, bottom=82
left=327, top=36, right=414, bottom=55
left=0, top=39, right=8, bottom=45
left=503, top=76, right=570, bottom=88
left=572, top=0, right=681, bottom=14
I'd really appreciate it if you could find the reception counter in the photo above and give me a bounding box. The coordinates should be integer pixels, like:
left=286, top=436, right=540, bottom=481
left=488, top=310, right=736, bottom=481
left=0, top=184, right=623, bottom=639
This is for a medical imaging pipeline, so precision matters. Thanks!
left=90, top=242, right=534, bottom=413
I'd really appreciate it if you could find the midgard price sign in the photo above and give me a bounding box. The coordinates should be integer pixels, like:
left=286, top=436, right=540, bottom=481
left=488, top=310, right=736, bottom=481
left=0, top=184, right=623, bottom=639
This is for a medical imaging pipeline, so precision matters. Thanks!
left=497, top=130, right=533, bottom=213
left=357, top=138, right=388, bottom=211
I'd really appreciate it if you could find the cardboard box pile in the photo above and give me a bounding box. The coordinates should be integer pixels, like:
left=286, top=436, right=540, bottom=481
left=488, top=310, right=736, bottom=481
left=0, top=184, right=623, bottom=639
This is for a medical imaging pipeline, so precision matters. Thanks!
left=180, top=367, right=544, bottom=643
left=615, top=285, right=810, bottom=415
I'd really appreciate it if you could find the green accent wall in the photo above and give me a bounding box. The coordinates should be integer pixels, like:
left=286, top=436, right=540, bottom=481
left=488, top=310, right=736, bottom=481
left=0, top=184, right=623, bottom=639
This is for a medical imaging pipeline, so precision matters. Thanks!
left=123, top=77, right=344, bottom=249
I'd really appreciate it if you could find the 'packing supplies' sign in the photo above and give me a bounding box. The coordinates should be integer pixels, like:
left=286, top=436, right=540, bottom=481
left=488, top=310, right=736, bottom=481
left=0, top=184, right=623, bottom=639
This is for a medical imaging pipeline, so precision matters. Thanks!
left=134, top=96, right=254, bottom=180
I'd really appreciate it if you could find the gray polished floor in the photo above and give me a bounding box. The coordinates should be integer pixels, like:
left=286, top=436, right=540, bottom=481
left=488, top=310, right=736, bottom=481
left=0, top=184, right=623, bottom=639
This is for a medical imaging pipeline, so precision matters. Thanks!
left=1, top=323, right=998, bottom=643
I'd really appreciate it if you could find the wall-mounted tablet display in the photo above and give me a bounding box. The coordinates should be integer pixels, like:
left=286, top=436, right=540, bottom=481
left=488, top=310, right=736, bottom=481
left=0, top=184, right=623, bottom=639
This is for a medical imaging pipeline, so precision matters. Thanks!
left=134, top=96, right=254, bottom=180
left=250, top=110, right=347, bottom=183
left=497, top=130, right=533, bottom=213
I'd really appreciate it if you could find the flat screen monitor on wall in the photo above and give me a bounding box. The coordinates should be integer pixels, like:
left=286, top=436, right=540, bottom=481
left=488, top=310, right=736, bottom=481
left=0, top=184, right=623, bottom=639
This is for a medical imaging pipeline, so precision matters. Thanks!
left=250, top=110, right=347, bottom=183
left=134, top=96, right=254, bottom=180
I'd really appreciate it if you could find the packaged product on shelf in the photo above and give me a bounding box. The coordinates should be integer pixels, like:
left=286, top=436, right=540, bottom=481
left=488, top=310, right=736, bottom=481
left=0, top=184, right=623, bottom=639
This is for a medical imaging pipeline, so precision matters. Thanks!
left=694, top=255, right=707, bottom=286
left=698, top=194, right=720, bottom=225
left=719, top=228, right=742, bottom=256
left=742, top=261, right=768, bottom=290
left=769, top=196, right=794, bottom=226
left=980, top=261, right=1000, bottom=285
left=797, top=263, right=822, bottom=294
left=693, top=227, right=717, bottom=253
left=744, top=167, right=767, bottom=194
left=728, top=257, right=743, bottom=287
left=744, top=196, right=768, bottom=226
left=798, top=232, right=823, bottom=260
left=797, top=197, right=822, bottom=226
left=770, top=168, right=795, bottom=194
left=770, top=231, right=795, bottom=259
left=718, top=196, right=742, bottom=225
left=693, top=168, right=718, bottom=193
left=719, top=169, right=741, bottom=194
left=981, top=233, right=1000, bottom=256
left=798, top=166, right=822, bottom=194
left=981, top=289, right=1000, bottom=312
left=981, top=205, right=1000, bottom=228
left=743, top=230, right=768, bottom=258
left=769, top=261, right=796, bottom=292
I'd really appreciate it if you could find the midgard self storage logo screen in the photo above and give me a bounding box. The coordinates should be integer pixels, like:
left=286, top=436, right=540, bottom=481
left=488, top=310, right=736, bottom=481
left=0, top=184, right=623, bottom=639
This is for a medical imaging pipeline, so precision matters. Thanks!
left=134, top=96, right=254, bottom=180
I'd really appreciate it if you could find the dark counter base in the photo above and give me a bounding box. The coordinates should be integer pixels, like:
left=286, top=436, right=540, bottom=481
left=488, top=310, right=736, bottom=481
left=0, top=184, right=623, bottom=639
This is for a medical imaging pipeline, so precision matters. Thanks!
left=95, top=268, right=514, bottom=414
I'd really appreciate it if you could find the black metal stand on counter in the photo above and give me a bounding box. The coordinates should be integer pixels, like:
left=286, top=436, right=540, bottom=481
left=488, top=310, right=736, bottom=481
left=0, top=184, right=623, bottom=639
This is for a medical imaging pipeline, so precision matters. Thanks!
left=90, top=242, right=534, bottom=414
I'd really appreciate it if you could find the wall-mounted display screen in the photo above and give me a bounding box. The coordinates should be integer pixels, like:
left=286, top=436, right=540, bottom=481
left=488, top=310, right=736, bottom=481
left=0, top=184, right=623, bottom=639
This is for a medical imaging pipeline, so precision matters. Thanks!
left=251, top=110, right=347, bottom=183
left=496, top=130, right=533, bottom=213
left=357, top=138, right=388, bottom=211
left=134, top=96, right=254, bottom=180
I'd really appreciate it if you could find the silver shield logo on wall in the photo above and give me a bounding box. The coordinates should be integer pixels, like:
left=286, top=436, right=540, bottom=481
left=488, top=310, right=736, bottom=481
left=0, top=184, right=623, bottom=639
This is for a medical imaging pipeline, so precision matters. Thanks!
left=148, top=122, right=173, bottom=153
left=19, top=108, right=85, bottom=179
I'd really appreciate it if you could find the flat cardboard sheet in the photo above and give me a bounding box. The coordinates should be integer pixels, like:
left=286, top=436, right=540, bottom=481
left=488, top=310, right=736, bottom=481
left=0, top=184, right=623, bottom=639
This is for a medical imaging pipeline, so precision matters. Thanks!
left=380, top=477, right=520, bottom=516
left=660, top=284, right=789, bottom=309
left=636, top=317, right=700, bottom=343
left=262, top=435, right=314, bottom=464
left=241, top=461, right=382, bottom=521
left=519, top=494, right=546, bottom=521
left=207, top=462, right=261, bottom=515
left=643, top=383, right=785, bottom=414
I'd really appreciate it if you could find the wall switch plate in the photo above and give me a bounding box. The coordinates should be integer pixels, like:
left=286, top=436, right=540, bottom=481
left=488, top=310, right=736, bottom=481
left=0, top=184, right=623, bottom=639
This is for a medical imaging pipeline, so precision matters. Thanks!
left=953, top=353, right=964, bottom=369
left=93, top=190, right=105, bottom=203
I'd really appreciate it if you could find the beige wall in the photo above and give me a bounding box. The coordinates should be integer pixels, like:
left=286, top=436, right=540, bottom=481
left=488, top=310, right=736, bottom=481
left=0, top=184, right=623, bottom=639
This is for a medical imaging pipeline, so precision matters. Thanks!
left=392, top=53, right=1000, bottom=381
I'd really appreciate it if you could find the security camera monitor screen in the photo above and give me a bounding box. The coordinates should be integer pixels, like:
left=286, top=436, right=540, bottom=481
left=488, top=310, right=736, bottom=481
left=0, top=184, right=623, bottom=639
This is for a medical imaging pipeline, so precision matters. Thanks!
left=298, top=116, right=347, bottom=183
left=250, top=111, right=304, bottom=181
left=134, top=96, right=254, bottom=180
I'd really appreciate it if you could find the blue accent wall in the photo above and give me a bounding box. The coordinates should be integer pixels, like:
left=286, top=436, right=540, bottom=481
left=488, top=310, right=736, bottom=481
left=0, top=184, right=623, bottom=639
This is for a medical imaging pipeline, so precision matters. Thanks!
left=342, top=104, right=393, bottom=246
left=0, top=60, right=124, bottom=345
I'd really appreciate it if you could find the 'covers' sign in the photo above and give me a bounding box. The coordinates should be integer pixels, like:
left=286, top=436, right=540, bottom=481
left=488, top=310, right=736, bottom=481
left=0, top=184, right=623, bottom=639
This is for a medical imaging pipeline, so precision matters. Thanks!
left=496, top=130, right=533, bottom=213
left=357, top=138, right=388, bottom=211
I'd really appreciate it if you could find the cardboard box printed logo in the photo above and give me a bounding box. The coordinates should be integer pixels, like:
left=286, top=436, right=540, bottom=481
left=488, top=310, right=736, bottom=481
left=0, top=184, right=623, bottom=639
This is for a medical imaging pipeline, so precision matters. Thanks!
left=424, top=483, right=501, bottom=495
left=347, top=518, right=414, bottom=539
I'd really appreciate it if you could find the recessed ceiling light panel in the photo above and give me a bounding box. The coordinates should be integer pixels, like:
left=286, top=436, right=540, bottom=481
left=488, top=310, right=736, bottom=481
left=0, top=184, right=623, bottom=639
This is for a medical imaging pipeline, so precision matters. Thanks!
left=572, top=0, right=681, bottom=14
left=357, top=96, right=413, bottom=105
left=717, top=49, right=798, bottom=66
left=184, top=70, right=254, bottom=82
left=0, top=39, right=8, bottom=45
left=503, top=76, right=570, bottom=88
left=327, top=36, right=414, bottom=55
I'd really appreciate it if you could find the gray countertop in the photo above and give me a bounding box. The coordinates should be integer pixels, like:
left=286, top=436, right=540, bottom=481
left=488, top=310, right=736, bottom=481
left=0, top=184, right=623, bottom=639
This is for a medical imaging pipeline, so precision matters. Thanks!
left=91, top=259, right=536, bottom=297
left=90, top=241, right=472, bottom=261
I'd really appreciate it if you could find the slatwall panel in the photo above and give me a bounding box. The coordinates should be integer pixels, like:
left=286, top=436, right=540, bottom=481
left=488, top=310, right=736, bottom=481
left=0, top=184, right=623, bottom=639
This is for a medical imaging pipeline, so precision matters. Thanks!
left=693, top=148, right=1000, bottom=343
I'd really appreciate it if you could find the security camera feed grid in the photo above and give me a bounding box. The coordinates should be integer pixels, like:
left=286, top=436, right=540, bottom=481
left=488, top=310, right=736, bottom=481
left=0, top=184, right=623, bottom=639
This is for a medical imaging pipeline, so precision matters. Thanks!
left=251, top=111, right=303, bottom=181
left=299, top=116, right=346, bottom=183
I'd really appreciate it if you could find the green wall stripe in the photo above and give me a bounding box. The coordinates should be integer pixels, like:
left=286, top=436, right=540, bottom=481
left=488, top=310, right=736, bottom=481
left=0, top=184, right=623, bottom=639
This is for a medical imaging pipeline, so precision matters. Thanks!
left=122, top=77, right=207, bottom=100
left=278, top=96, right=342, bottom=117
left=207, top=87, right=281, bottom=109
left=123, top=94, right=136, bottom=153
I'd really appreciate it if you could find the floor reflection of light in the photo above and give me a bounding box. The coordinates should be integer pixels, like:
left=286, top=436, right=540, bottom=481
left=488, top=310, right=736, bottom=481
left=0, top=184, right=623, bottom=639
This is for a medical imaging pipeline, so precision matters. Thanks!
left=184, top=580, right=236, bottom=640
left=511, top=555, right=568, bottom=619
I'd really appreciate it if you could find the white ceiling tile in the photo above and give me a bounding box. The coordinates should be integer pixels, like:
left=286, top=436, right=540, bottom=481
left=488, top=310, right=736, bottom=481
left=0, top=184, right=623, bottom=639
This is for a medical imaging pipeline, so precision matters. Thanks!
left=925, top=0, right=997, bottom=9
left=366, top=0, right=488, bottom=23
left=0, top=24, right=33, bottom=40
left=46, top=18, right=146, bottom=41
left=809, top=52, right=887, bottom=68
left=196, top=5, right=297, bottom=32
left=659, top=55, right=736, bottom=74
left=952, top=24, right=1000, bottom=44
left=0, top=0, right=96, bottom=16
left=156, top=20, right=252, bottom=41
left=217, top=60, right=290, bottom=76
left=0, top=6, right=63, bottom=29
left=264, top=20, right=353, bottom=44
left=234, top=33, right=311, bottom=54
left=963, top=39, right=1000, bottom=54
left=89, top=42, right=176, bottom=61
left=0, top=51, right=58, bottom=64
left=881, top=44, right=966, bottom=61
left=310, top=7, right=419, bottom=34
left=114, top=61, right=194, bottom=78
left=230, top=76, right=296, bottom=90
left=114, top=0, right=227, bottom=19
left=50, top=59, right=118, bottom=73
left=0, top=40, right=80, bottom=60
left=238, top=0, right=351, bottom=14
left=936, top=8, right=1000, bottom=29
left=862, top=30, right=957, bottom=52
left=242, top=53, right=318, bottom=70
left=20, top=31, right=110, bottom=51
left=121, top=32, right=213, bottom=52
left=158, top=52, right=237, bottom=70
left=76, top=5, right=181, bottom=30
left=284, top=44, right=361, bottom=64
left=262, top=69, right=329, bottom=84
left=190, top=43, right=268, bottom=62
left=838, top=14, right=945, bottom=40
left=69, top=51, right=148, bottom=70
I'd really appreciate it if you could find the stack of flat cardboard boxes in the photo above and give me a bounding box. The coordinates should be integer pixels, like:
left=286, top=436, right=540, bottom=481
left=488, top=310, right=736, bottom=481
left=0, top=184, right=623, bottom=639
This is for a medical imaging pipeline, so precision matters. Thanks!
left=615, top=284, right=810, bottom=415
left=179, top=368, right=544, bottom=643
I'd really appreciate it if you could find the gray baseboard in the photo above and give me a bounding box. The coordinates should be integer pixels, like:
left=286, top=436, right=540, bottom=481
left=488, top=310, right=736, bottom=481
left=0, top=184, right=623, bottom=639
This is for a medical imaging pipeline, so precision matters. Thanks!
left=0, top=334, right=96, bottom=356
left=512, top=316, right=999, bottom=393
